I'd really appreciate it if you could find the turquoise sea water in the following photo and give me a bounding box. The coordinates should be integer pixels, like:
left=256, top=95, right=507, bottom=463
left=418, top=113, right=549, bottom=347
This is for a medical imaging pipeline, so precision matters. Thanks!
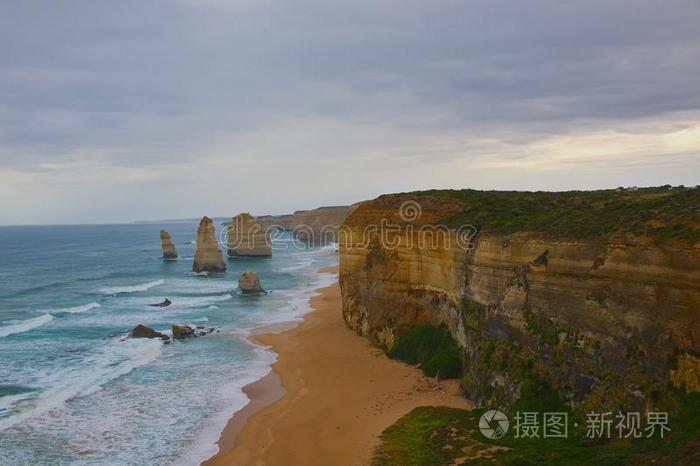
left=0, top=223, right=337, bottom=465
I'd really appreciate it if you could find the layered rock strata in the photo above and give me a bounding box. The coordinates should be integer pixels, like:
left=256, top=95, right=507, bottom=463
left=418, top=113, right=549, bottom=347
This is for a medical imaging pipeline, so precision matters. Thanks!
left=160, top=229, right=178, bottom=259
left=193, top=216, right=227, bottom=273
left=256, top=205, right=353, bottom=244
left=239, top=271, right=266, bottom=294
left=339, top=190, right=700, bottom=411
left=228, top=213, right=272, bottom=257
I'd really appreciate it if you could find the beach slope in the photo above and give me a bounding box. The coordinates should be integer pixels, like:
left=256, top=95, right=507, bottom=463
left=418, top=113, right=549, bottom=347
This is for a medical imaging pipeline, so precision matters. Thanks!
left=205, top=268, right=471, bottom=465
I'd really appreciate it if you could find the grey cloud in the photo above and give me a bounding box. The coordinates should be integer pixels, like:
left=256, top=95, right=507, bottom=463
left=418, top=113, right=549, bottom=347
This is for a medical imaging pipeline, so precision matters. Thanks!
left=0, top=0, right=699, bottom=222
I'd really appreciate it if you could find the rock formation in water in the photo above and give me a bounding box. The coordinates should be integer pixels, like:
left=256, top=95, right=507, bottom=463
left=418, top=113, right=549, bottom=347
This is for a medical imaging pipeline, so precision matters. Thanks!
left=193, top=216, right=227, bottom=273
left=160, top=230, right=178, bottom=259
left=149, top=298, right=171, bottom=307
left=256, top=205, right=354, bottom=244
left=227, top=213, right=272, bottom=257
left=339, top=187, right=700, bottom=411
left=172, top=324, right=195, bottom=339
left=239, top=271, right=266, bottom=294
left=131, top=324, right=170, bottom=341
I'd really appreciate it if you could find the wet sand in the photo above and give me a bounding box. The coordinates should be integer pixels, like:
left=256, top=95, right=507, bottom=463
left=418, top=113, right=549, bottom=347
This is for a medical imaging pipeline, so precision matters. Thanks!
left=204, top=267, right=471, bottom=465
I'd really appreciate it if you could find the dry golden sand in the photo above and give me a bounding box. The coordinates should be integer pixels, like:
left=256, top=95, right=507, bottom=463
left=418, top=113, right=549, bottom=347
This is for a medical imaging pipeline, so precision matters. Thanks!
left=204, top=266, right=472, bottom=466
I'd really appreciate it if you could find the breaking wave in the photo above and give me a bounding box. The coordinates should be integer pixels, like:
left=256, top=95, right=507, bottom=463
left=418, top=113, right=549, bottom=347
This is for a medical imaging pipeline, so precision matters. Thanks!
left=100, top=279, right=164, bottom=295
left=0, top=314, right=54, bottom=338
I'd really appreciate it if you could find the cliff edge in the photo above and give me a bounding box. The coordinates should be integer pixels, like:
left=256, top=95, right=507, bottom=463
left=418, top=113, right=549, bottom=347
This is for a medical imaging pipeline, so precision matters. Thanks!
left=257, top=205, right=353, bottom=244
left=339, top=187, right=700, bottom=412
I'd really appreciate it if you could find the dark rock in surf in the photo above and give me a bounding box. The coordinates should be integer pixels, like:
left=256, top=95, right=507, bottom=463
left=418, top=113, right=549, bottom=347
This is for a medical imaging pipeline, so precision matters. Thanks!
left=131, top=324, right=170, bottom=342
left=172, top=324, right=195, bottom=340
left=149, top=298, right=172, bottom=308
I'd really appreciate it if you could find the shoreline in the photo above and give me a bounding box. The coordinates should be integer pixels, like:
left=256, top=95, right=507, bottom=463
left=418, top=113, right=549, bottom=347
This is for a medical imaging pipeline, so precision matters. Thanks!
left=201, top=266, right=339, bottom=465
left=203, top=265, right=471, bottom=465
left=208, top=370, right=286, bottom=456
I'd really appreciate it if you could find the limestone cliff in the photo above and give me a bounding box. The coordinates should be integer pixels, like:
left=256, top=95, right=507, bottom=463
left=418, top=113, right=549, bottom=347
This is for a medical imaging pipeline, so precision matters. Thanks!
left=257, top=205, right=353, bottom=244
left=228, top=213, right=272, bottom=257
left=339, top=188, right=700, bottom=411
left=160, top=229, right=178, bottom=259
left=193, top=216, right=227, bottom=273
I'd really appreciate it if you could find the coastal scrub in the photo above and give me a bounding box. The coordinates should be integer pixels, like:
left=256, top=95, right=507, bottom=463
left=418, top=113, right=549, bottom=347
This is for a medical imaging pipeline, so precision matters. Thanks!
left=388, top=324, right=463, bottom=379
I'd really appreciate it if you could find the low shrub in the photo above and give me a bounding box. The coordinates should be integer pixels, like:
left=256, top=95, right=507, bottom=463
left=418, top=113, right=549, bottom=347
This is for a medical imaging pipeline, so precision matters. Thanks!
left=388, top=324, right=463, bottom=379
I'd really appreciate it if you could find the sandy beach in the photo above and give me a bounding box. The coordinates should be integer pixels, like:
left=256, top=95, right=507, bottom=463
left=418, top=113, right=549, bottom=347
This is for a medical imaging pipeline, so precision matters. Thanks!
left=204, top=267, right=472, bottom=466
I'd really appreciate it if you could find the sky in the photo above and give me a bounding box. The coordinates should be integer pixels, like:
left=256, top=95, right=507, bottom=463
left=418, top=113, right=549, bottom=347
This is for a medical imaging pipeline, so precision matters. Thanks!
left=1, top=0, right=699, bottom=225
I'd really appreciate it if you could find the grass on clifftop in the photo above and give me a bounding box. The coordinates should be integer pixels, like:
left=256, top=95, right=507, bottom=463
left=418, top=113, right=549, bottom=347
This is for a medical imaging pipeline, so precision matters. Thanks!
left=388, top=324, right=463, bottom=380
left=373, top=391, right=700, bottom=466
left=405, top=186, right=700, bottom=243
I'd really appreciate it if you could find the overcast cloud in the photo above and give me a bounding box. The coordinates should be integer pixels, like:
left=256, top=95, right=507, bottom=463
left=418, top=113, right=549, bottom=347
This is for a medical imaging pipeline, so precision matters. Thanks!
left=1, top=0, right=699, bottom=224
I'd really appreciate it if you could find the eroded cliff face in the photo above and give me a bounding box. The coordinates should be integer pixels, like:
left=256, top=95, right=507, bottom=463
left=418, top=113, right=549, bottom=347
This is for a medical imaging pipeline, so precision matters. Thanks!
left=160, top=229, right=178, bottom=259
left=228, top=213, right=272, bottom=257
left=193, top=216, right=227, bottom=273
left=339, top=192, right=700, bottom=411
left=257, top=205, right=353, bottom=244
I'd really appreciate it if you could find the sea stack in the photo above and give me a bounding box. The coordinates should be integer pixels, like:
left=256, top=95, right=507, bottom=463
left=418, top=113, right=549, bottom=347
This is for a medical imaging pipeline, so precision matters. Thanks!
left=193, top=216, right=227, bottom=273
left=239, top=271, right=266, bottom=294
left=227, top=213, right=272, bottom=257
left=160, top=229, right=178, bottom=259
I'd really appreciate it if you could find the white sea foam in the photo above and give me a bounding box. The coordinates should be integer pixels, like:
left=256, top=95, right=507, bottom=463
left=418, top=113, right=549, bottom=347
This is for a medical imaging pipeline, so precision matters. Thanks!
left=120, top=293, right=233, bottom=310
left=166, top=278, right=235, bottom=294
left=171, top=343, right=277, bottom=466
left=100, top=279, right=164, bottom=295
left=0, top=236, right=339, bottom=463
left=276, top=257, right=315, bottom=272
left=0, top=391, right=35, bottom=418
left=0, top=336, right=163, bottom=431
left=174, top=294, right=233, bottom=308
left=0, top=314, right=54, bottom=338
left=173, top=269, right=337, bottom=465
left=50, top=302, right=101, bottom=314
left=254, top=271, right=337, bottom=327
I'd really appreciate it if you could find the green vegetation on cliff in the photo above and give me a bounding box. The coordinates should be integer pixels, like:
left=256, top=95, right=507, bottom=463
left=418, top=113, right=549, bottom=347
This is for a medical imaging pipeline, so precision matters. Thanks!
left=388, top=324, right=463, bottom=379
left=373, top=406, right=479, bottom=466
left=458, top=298, right=640, bottom=419
left=374, top=392, right=700, bottom=466
left=407, top=186, right=700, bottom=242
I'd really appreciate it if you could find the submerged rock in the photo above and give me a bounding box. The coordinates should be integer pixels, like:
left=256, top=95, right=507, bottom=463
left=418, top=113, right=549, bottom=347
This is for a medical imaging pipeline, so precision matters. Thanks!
left=160, top=230, right=178, bottom=259
left=193, top=216, right=227, bottom=273
left=131, top=324, right=170, bottom=342
left=172, top=324, right=195, bottom=339
left=194, top=326, right=215, bottom=337
left=149, top=298, right=172, bottom=307
left=227, top=213, right=272, bottom=257
left=239, top=271, right=266, bottom=294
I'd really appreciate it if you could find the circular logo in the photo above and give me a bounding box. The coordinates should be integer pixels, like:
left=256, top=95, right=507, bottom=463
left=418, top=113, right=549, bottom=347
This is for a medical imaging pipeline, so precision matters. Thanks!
left=479, top=410, right=509, bottom=439
left=398, top=200, right=422, bottom=223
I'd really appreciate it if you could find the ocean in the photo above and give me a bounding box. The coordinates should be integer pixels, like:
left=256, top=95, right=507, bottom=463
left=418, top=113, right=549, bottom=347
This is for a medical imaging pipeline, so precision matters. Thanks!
left=0, top=223, right=337, bottom=465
